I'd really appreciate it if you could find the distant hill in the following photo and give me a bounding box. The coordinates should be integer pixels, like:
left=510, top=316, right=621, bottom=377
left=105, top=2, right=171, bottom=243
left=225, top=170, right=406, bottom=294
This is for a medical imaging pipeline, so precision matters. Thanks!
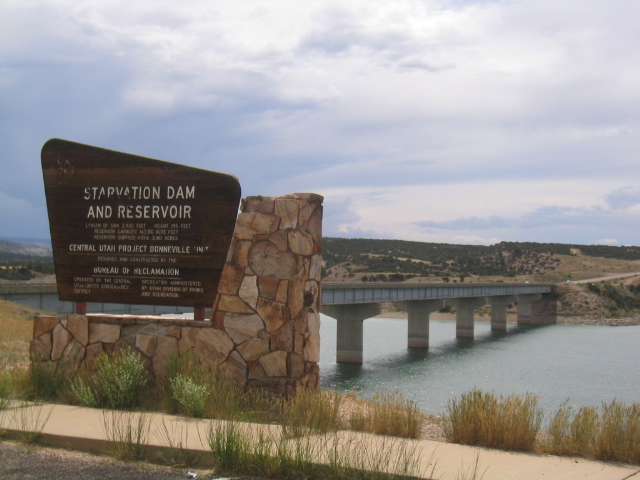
left=0, top=239, right=54, bottom=281
left=0, top=239, right=52, bottom=258
left=322, top=238, right=640, bottom=283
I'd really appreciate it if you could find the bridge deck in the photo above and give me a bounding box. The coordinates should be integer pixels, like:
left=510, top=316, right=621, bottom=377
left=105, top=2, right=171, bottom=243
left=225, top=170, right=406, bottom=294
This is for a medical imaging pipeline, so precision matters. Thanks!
left=322, top=282, right=554, bottom=305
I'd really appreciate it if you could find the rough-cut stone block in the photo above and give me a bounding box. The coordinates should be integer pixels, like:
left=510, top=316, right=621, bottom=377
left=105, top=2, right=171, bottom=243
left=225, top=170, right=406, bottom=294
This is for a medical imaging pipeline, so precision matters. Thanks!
left=224, top=313, right=264, bottom=345
left=258, top=330, right=271, bottom=341
left=289, top=230, right=314, bottom=256
left=66, top=315, right=88, bottom=346
left=276, top=280, right=288, bottom=304
left=287, top=265, right=308, bottom=318
left=59, top=339, right=85, bottom=376
left=34, top=316, right=60, bottom=337
left=153, top=336, right=179, bottom=379
left=258, top=276, right=279, bottom=300
left=257, top=298, right=289, bottom=332
left=122, top=323, right=170, bottom=338
left=308, top=310, right=321, bottom=335
left=252, top=212, right=280, bottom=233
left=289, top=353, right=305, bottom=378
left=304, top=310, right=321, bottom=363
left=243, top=195, right=275, bottom=214
left=237, top=338, right=270, bottom=362
left=275, top=198, right=299, bottom=229
left=269, top=230, right=288, bottom=251
left=249, top=241, right=297, bottom=279
left=179, top=327, right=199, bottom=353
left=234, top=212, right=258, bottom=240
left=223, top=350, right=247, bottom=387
left=248, top=361, right=267, bottom=380
left=218, top=265, right=245, bottom=295
left=271, top=322, right=294, bottom=352
left=85, top=343, right=104, bottom=368
left=307, top=207, right=322, bottom=244
left=294, top=333, right=304, bottom=355
left=168, top=325, right=181, bottom=338
left=89, top=323, right=121, bottom=344
left=309, top=255, right=322, bottom=282
left=259, top=350, right=288, bottom=377
left=239, top=275, right=259, bottom=308
left=51, top=323, right=71, bottom=361
left=136, top=334, right=158, bottom=357
left=218, top=295, right=255, bottom=314
left=298, top=203, right=314, bottom=230
left=195, top=328, right=234, bottom=367
left=232, top=241, right=251, bottom=268
left=30, top=333, right=52, bottom=361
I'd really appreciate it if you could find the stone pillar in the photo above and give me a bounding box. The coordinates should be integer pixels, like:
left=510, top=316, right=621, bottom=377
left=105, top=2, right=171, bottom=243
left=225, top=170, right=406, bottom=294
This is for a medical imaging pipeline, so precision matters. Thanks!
left=211, top=193, right=324, bottom=394
left=322, top=303, right=381, bottom=364
left=516, top=294, right=541, bottom=325
left=30, top=193, right=323, bottom=397
left=449, top=297, right=486, bottom=338
left=394, top=300, right=443, bottom=349
left=488, top=295, right=515, bottom=331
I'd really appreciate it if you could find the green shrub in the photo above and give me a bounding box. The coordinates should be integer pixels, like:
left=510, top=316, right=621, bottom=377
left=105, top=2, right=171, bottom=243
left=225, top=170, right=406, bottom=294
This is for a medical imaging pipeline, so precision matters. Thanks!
left=21, top=362, right=67, bottom=401
left=162, top=352, right=274, bottom=423
left=170, top=374, right=209, bottom=418
left=71, top=348, right=150, bottom=409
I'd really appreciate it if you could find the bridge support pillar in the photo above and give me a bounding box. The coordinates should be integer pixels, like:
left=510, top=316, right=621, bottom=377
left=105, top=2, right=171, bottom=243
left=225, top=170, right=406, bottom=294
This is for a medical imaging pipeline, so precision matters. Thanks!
left=322, top=303, right=381, bottom=364
left=488, top=295, right=516, bottom=331
left=449, top=297, right=487, bottom=338
left=394, top=300, right=444, bottom=349
left=518, top=293, right=557, bottom=325
left=516, top=294, right=541, bottom=325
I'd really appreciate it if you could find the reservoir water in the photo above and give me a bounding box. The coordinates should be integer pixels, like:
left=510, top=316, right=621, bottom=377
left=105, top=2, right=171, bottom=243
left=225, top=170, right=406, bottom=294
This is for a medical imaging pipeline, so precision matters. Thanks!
left=319, top=316, right=640, bottom=415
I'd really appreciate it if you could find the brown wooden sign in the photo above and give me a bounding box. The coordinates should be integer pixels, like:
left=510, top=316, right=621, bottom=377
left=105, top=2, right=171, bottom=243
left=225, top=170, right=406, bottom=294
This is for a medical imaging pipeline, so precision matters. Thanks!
left=41, top=139, right=241, bottom=308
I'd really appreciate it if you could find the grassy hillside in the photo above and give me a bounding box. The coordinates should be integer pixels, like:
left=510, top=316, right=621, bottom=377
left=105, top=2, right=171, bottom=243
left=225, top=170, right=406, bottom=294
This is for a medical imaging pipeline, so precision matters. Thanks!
left=0, top=300, right=45, bottom=367
left=323, top=238, right=640, bottom=319
left=323, top=238, right=640, bottom=284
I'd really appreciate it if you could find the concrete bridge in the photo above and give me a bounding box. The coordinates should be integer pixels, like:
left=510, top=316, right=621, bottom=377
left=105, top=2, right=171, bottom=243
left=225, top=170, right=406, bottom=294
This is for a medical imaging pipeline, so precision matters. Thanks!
left=321, top=282, right=556, bottom=364
left=0, top=283, right=190, bottom=316
left=3, top=281, right=556, bottom=365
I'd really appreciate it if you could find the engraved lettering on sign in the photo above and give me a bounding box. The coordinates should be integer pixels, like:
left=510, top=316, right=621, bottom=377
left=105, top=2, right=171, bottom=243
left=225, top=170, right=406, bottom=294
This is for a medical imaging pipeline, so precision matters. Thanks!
left=42, top=139, right=241, bottom=307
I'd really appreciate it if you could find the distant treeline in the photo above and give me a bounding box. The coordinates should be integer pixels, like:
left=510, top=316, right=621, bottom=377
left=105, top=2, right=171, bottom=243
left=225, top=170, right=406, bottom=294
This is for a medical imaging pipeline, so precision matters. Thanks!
left=0, top=251, right=55, bottom=281
left=322, top=238, right=640, bottom=280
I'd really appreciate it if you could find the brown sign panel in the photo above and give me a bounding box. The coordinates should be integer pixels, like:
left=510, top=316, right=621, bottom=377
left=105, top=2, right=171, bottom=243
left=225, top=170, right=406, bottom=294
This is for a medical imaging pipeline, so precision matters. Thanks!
left=42, top=139, right=241, bottom=308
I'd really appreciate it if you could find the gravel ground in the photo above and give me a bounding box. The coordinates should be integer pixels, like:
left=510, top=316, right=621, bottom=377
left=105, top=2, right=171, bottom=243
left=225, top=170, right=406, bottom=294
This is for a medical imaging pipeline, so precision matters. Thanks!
left=0, top=441, right=222, bottom=480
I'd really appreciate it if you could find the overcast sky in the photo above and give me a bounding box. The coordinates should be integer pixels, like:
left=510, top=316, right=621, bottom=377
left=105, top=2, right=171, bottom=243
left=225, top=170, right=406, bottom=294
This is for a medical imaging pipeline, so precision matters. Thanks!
left=2, top=0, right=639, bottom=246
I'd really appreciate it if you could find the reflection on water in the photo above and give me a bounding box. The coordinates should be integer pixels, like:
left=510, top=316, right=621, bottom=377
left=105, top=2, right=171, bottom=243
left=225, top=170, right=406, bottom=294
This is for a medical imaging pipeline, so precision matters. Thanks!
left=319, top=316, right=640, bottom=415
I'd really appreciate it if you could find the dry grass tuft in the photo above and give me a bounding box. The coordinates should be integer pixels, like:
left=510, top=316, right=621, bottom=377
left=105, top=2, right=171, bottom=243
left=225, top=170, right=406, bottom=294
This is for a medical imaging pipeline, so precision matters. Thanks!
left=0, top=300, right=44, bottom=368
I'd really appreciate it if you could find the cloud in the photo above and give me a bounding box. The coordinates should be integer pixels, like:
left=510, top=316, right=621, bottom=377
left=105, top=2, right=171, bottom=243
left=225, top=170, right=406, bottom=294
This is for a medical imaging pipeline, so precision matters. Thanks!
left=604, top=187, right=640, bottom=210
left=596, top=238, right=619, bottom=245
left=2, top=0, right=640, bottom=248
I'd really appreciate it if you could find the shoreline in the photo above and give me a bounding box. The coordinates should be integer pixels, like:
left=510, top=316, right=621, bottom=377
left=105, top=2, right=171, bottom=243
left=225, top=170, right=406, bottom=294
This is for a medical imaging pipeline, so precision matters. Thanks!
left=375, top=310, right=640, bottom=326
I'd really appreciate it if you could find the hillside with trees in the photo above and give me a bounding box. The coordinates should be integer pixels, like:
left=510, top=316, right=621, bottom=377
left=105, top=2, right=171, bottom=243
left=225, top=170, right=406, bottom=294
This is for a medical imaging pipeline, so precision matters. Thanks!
left=322, top=238, right=640, bottom=284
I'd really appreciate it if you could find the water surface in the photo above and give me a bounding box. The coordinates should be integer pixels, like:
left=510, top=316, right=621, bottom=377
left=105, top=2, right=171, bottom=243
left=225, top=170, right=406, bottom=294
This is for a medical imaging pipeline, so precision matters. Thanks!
left=319, top=316, right=640, bottom=415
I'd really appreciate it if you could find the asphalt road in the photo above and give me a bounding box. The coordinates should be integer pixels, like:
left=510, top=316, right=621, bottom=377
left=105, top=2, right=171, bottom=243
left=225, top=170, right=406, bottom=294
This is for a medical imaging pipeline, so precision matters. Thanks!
left=570, top=271, right=640, bottom=284
left=0, top=441, right=221, bottom=480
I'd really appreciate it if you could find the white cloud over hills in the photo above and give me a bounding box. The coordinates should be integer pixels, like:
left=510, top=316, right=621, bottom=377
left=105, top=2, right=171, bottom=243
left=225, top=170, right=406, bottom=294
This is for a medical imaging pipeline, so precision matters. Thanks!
left=2, top=0, right=640, bottom=245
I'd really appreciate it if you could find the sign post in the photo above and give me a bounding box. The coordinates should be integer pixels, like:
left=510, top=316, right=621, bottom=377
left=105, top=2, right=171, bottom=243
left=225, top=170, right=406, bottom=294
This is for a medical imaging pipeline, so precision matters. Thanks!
left=41, top=139, right=241, bottom=311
